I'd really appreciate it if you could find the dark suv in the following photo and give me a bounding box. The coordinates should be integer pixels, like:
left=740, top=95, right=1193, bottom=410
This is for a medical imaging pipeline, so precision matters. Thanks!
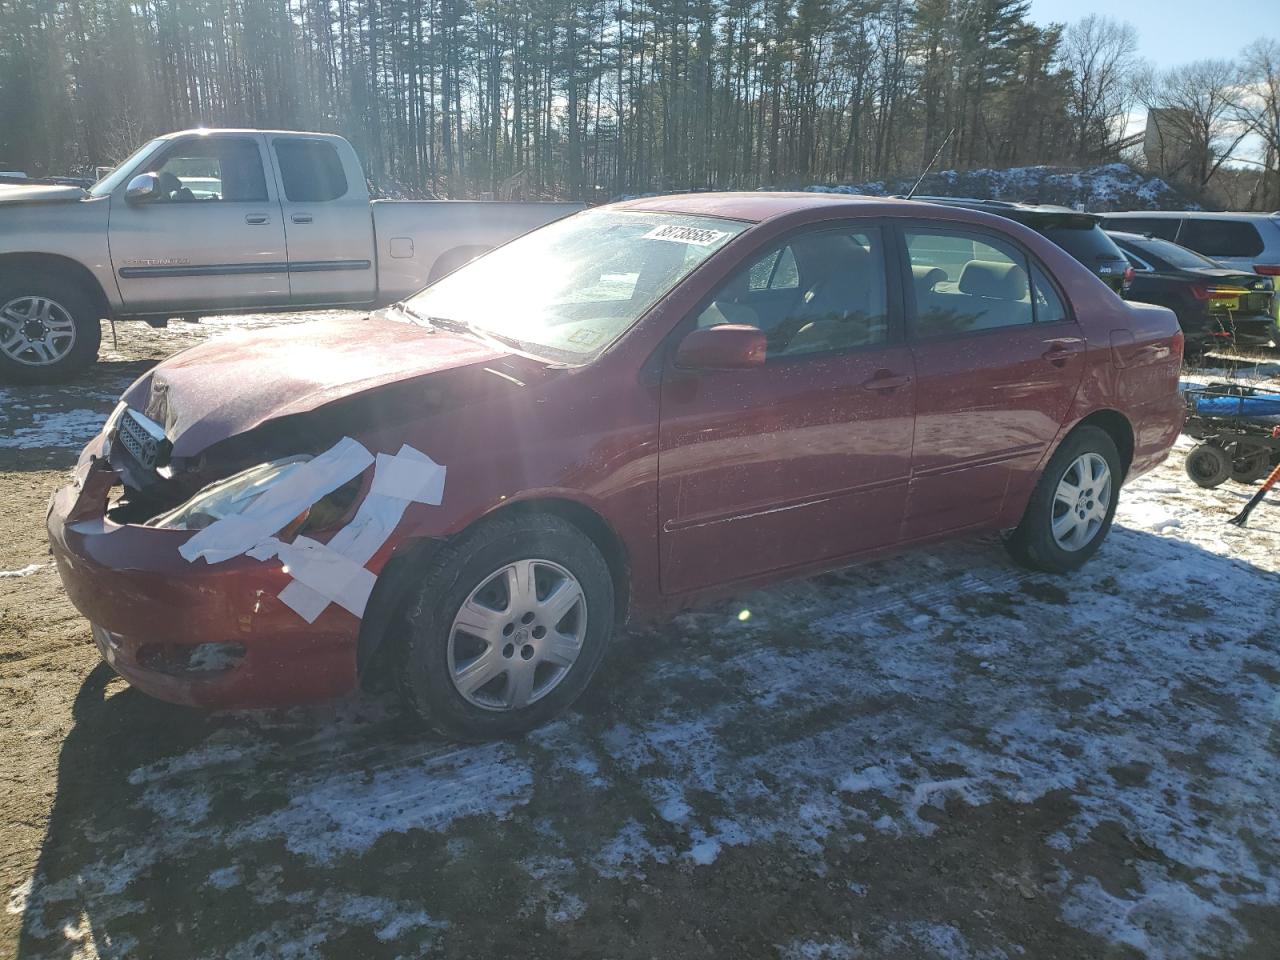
left=908, top=197, right=1132, bottom=293
left=1108, top=231, right=1277, bottom=352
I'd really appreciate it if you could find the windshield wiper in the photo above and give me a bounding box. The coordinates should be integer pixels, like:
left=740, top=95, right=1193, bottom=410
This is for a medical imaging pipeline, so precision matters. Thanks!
left=382, top=301, right=439, bottom=328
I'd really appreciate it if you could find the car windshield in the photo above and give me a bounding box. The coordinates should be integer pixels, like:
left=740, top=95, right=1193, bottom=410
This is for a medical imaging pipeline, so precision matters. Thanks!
left=88, top=138, right=166, bottom=197
left=1127, top=235, right=1220, bottom=270
left=403, top=210, right=747, bottom=361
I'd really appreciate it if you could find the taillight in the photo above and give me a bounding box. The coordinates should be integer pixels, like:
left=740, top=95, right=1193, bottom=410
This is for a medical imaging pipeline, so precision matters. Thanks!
left=1172, top=328, right=1184, bottom=357
left=1190, top=284, right=1248, bottom=301
left=1253, top=264, right=1280, bottom=276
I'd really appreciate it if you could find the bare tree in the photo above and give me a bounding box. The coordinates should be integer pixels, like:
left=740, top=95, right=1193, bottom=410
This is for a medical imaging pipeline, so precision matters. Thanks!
left=1234, top=39, right=1280, bottom=208
left=1060, top=15, right=1138, bottom=164
left=1137, top=58, right=1249, bottom=191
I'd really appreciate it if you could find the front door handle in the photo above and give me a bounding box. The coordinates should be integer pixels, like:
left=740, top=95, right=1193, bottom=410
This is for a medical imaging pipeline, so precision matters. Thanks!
left=861, top=370, right=912, bottom=392
left=291, top=213, right=314, bottom=224
left=244, top=214, right=270, bottom=225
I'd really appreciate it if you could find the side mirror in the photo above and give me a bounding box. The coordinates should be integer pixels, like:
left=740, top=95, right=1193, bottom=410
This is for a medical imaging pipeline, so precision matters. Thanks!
left=674, top=324, right=767, bottom=371
left=125, top=172, right=161, bottom=203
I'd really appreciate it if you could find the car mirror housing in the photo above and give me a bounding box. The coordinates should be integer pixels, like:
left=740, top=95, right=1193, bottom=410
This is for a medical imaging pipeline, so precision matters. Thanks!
left=674, top=324, right=767, bottom=371
left=125, top=172, right=161, bottom=203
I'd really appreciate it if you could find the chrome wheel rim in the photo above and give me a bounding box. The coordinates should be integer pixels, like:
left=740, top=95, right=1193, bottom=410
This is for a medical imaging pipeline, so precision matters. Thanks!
left=447, top=558, right=587, bottom=712
left=1052, top=452, right=1112, bottom=552
left=0, top=295, right=77, bottom=366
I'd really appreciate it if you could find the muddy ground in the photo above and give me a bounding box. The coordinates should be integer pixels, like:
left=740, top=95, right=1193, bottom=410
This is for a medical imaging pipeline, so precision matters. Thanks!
left=1, top=316, right=1278, bottom=960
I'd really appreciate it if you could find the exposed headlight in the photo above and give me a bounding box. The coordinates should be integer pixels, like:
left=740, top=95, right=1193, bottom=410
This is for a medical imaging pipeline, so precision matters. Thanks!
left=147, top=457, right=312, bottom=531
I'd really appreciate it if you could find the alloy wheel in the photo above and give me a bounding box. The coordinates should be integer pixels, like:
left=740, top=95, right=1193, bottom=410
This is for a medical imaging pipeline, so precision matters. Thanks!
left=447, top=558, right=587, bottom=711
left=0, top=296, right=77, bottom=366
left=1051, top=452, right=1113, bottom=552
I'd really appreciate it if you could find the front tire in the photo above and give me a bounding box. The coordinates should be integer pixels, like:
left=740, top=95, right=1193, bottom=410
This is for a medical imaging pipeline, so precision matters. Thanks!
left=0, top=271, right=102, bottom=383
left=1005, top=426, right=1122, bottom=574
left=399, top=513, right=615, bottom=741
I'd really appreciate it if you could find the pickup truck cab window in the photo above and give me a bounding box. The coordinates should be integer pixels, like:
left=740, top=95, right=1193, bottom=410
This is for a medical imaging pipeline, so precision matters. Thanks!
left=88, top=138, right=165, bottom=198
left=273, top=139, right=349, bottom=202
left=905, top=228, right=1033, bottom=338
left=148, top=137, right=268, bottom=202
left=695, top=226, right=890, bottom=359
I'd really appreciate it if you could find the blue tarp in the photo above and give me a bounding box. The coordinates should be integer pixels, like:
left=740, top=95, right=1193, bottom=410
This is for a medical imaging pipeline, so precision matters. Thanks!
left=1193, top=392, right=1280, bottom=420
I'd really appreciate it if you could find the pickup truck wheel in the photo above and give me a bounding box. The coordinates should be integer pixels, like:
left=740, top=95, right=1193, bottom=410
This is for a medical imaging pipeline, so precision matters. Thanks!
left=399, top=514, right=615, bottom=741
left=0, top=273, right=101, bottom=383
left=1004, top=426, right=1121, bottom=574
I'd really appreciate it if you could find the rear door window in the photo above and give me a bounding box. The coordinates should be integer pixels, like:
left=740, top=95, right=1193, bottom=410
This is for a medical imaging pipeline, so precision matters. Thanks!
left=905, top=229, right=1033, bottom=338
left=1176, top=219, right=1265, bottom=258
left=273, top=139, right=348, bottom=202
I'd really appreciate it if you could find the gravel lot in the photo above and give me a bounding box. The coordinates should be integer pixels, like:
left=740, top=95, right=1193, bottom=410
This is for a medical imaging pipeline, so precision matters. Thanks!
left=2, top=315, right=1278, bottom=959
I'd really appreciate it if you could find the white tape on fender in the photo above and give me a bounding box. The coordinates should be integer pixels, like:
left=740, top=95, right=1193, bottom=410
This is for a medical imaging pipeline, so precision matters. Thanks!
left=175, top=437, right=448, bottom=625
left=273, top=536, right=378, bottom=619
left=179, top=437, right=374, bottom=564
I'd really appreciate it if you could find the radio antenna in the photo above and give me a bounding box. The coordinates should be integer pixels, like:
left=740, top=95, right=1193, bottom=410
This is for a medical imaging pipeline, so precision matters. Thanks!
left=905, top=128, right=955, bottom=200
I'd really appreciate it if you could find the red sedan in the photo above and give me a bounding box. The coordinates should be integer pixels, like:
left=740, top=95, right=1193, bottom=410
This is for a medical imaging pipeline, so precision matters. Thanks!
left=47, top=194, right=1184, bottom=739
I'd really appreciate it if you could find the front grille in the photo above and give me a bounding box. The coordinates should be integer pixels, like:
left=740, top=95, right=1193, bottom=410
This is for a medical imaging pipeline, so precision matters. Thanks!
left=116, top=409, right=168, bottom=470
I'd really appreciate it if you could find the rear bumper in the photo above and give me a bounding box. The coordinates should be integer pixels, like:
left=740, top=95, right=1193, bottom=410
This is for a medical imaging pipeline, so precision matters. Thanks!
left=46, top=435, right=359, bottom=708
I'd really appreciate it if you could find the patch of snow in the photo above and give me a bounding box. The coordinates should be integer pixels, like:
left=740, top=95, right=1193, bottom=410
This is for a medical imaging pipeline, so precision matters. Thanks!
left=0, top=409, right=106, bottom=450
left=206, top=866, right=242, bottom=890
left=777, top=935, right=859, bottom=959
left=0, top=563, right=44, bottom=578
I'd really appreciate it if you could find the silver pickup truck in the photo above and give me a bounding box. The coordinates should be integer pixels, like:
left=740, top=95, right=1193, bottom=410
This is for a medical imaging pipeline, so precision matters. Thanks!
left=0, top=129, right=582, bottom=382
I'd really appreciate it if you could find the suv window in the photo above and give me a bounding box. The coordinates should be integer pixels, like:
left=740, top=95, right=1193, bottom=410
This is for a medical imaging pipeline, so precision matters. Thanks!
left=696, top=227, right=889, bottom=358
left=151, top=138, right=267, bottom=202
left=274, top=139, right=348, bottom=202
left=906, top=229, right=1032, bottom=337
left=1103, top=217, right=1180, bottom=240
left=1177, top=219, right=1265, bottom=258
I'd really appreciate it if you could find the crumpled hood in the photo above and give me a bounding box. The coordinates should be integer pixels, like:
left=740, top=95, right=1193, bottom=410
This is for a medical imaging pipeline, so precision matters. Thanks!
left=123, top=314, right=506, bottom=457
left=0, top=182, right=87, bottom=205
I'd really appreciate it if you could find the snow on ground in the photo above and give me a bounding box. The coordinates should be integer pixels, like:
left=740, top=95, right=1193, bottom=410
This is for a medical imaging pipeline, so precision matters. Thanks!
left=6, top=315, right=1280, bottom=957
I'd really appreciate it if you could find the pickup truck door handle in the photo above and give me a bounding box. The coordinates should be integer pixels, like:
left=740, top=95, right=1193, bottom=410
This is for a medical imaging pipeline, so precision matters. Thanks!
left=861, top=370, right=912, bottom=392
left=244, top=214, right=270, bottom=225
left=291, top=214, right=314, bottom=224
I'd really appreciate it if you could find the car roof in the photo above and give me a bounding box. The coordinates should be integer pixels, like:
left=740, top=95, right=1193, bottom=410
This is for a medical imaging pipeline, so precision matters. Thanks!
left=607, top=191, right=1058, bottom=228
left=160, top=128, right=347, bottom=141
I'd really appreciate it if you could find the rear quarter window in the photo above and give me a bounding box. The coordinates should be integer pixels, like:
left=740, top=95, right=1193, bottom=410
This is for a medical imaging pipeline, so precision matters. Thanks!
left=1177, top=219, right=1265, bottom=258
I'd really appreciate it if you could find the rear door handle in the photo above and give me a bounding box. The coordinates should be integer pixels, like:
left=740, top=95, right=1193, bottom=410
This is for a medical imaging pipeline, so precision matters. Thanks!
left=861, top=371, right=912, bottom=392
left=291, top=214, right=314, bottom=224
left=1041, top=342, right=1078, bottom=366
left=244, top=214, right=270, bottom=225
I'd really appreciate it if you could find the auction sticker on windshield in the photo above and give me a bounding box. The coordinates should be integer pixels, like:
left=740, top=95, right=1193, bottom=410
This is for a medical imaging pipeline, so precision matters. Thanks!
left=643, top=224, right=729, bottom=246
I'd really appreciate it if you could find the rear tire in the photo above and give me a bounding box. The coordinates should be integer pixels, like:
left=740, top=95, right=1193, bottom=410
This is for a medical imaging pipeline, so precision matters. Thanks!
left=399, top=513, right=615, bottom=741
left=1005, top=426, right=1122, bottom=574
left=1185, top=443, right=1232, bottom=488
left=0, top=271, right=102, bottom=383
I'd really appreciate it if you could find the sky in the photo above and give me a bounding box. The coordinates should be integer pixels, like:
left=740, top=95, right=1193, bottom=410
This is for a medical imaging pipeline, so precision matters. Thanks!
left=1027, top=0, right=1276, bottom=68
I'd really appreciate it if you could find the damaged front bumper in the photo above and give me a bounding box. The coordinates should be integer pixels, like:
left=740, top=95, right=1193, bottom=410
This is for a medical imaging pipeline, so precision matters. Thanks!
left=47, top=431, right=360, bottom=708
